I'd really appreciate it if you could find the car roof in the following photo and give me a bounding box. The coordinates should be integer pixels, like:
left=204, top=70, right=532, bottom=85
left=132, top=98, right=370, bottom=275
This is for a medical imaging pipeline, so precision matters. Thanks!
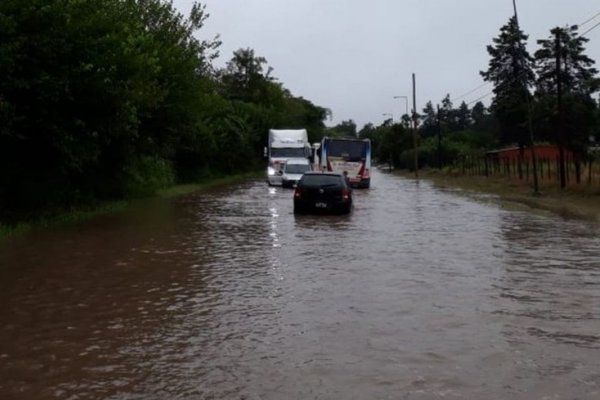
left=303, top=171, right=343, bottom=177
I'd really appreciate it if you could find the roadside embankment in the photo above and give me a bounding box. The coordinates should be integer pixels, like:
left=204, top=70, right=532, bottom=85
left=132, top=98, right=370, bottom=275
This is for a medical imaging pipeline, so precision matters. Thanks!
left=0, top=171, right=263, bottom=240
left=397, top=168, right=600, bottom=222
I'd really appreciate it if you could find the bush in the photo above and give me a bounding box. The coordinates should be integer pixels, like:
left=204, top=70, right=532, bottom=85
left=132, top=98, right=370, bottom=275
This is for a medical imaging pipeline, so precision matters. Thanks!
left=123, top=156, right=175, bottom=198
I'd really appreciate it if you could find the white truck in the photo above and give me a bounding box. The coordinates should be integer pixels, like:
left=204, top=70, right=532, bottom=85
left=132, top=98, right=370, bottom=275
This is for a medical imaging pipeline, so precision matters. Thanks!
left=266, top=129, right=311, bottom=186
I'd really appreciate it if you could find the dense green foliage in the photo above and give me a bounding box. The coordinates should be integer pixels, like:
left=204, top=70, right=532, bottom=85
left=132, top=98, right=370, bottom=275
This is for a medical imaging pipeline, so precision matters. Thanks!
left=0, top=1, right=328, bottom=222
left=359, top=98, right=495, bottom=170
left=325, top=119, right=357, bottom=138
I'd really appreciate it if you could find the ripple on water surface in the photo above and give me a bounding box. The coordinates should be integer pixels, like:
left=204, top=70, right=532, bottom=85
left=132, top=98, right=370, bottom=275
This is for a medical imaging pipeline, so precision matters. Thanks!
left=1, top=170, right=600, bottom=399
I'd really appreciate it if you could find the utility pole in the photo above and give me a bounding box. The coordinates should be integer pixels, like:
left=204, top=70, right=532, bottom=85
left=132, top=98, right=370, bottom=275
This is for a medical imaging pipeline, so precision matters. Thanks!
left=512, top=0, right=519, bottom=25
left=512, top=0, right=539, bottom=193
left=412, top=73, right=419, bottom=179
left=437, top=104, right=442, bottom=169
left=556, top=30, right=566, bottom=189
left=526, top=96, right=540, bottom=194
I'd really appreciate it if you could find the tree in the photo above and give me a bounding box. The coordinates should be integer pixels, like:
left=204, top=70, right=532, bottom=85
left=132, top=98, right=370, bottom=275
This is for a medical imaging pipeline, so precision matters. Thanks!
left=440, top=94, right=453, bottom=117
left=363, top=121, right=412, bottom=169
left=481, top=17, right=535, bottom=148
left=439, top=94, right=456, bottom=132
left=471, top=101, right=487, bottom=128
left=456, top=102, right=472, bottom=131
left=0, top=1, right=330, bottom=222
left=218, top=48, right=279, bottom=105
left=535, top=26, right=598, bottom=95
left=327, top=119, right=357, bottom=138
left=0, top=0, right=179, bottom=210
left=534, top=25, right=599, bottom=184
left=279, top=96, right=329, bottom=142
left=217, top=48, right=329, bottom=152
left=420, top=101, right=437, bottom=138
left=358, top=123, right=376, bottom=140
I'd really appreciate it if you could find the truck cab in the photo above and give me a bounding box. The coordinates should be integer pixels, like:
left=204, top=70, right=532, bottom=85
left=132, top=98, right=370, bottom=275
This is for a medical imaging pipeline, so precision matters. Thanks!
left=266, top=129, right=311, bottom=186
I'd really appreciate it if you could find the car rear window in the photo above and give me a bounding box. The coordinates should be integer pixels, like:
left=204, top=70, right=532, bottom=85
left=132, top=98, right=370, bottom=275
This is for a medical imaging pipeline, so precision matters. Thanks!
left=300, top=174, right=343, bottom=187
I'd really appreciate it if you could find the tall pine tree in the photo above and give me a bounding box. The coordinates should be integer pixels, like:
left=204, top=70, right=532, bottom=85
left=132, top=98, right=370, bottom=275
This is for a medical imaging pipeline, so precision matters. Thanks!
left=534, top=25, right=599, bottom=184
left=481, top=17, right=534, bottom=148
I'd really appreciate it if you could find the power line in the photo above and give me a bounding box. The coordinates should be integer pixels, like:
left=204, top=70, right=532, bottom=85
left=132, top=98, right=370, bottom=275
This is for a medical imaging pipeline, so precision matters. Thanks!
left=466, top=91, right=494, bottom=106
left=581, top=20, right=600, bottom=37
left=451, top=81, right=491, bottom=103
left=579, top=10, right=600, bottom=28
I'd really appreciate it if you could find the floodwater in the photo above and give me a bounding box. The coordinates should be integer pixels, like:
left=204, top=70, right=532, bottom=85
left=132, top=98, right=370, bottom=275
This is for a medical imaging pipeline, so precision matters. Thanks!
left=1, top=169, right=600, bottom=400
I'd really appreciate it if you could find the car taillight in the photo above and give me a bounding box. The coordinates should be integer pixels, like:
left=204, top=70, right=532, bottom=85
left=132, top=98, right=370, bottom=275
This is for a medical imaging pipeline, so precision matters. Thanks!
left=341, top=188, right=350, bottom=200
left=294, top=188, right=303, bottom=198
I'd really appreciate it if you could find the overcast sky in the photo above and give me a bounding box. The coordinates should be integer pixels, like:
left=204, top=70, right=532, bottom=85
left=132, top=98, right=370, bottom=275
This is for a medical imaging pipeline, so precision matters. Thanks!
left=173, top=0, right=600, bottom=129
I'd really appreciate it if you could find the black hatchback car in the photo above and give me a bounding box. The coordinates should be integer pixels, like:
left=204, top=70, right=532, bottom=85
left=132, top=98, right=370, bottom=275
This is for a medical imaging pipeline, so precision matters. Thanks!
left=293, top=172, right=353, bottom=214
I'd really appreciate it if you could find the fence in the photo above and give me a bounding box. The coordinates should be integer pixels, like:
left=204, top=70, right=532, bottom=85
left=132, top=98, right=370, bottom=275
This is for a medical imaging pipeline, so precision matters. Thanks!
left=455, top=154, right=600, bottom=186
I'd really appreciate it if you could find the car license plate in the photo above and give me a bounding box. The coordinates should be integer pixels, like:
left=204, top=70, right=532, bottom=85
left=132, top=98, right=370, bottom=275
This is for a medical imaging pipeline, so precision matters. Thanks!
left=315, top=202, right=328, bottom=208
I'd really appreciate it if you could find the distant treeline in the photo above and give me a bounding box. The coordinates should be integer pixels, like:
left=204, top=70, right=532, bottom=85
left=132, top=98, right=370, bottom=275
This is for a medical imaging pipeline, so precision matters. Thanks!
left=356, top=17, right=600, bottom=182
left=0, top=0, right=329, bottom=222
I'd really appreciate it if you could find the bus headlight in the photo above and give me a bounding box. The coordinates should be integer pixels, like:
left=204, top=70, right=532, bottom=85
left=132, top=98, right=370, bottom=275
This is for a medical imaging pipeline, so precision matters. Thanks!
left=267, top=166, right=276, bottom=176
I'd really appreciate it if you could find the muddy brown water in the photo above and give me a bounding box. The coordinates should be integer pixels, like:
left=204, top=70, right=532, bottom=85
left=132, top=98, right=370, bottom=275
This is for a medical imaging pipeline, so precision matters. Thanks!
left=1, top=169, right=599, bottom=399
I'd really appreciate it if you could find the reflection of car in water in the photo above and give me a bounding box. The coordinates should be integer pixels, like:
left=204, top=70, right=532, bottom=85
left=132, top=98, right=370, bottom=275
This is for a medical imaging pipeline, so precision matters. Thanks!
left=293, top=172, right=353, bottom=215
left=281, top=159, right=311, bottom=188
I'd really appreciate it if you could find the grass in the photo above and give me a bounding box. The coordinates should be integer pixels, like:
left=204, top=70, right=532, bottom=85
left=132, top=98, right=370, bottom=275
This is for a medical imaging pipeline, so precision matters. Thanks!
left=157, top=171, right=262, bottom=198
left=0, top=170, right=264, bottom=240
left=0, top=201, right=129, bottom=240
left=403, top=168, right=600, bottom=222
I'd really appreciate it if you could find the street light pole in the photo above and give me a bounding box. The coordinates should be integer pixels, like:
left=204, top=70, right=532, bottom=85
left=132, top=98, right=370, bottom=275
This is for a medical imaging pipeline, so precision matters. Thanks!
left=393, top=96, right=409, bottom=121
left=412, top=73, right=419, bottom=179
left=382, top=113, right=394, bottom=170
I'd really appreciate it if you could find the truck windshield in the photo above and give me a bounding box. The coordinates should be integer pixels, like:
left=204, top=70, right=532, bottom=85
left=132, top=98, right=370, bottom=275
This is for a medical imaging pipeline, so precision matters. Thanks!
left=271, top=148, right=306, bottom=158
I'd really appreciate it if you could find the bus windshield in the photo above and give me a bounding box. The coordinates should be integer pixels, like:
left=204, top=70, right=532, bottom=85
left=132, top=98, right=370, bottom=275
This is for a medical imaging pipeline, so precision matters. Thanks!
left=326, top=140, right=367, bottom=160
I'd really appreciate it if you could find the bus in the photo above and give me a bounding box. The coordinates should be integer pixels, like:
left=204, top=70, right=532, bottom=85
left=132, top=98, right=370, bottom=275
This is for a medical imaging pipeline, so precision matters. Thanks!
left=320, top=137, right=371, bottom=188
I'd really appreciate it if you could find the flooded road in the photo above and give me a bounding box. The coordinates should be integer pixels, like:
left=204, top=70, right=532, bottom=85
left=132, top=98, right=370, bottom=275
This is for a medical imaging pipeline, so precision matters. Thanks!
left=1, top=169, right=600, bottom=399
